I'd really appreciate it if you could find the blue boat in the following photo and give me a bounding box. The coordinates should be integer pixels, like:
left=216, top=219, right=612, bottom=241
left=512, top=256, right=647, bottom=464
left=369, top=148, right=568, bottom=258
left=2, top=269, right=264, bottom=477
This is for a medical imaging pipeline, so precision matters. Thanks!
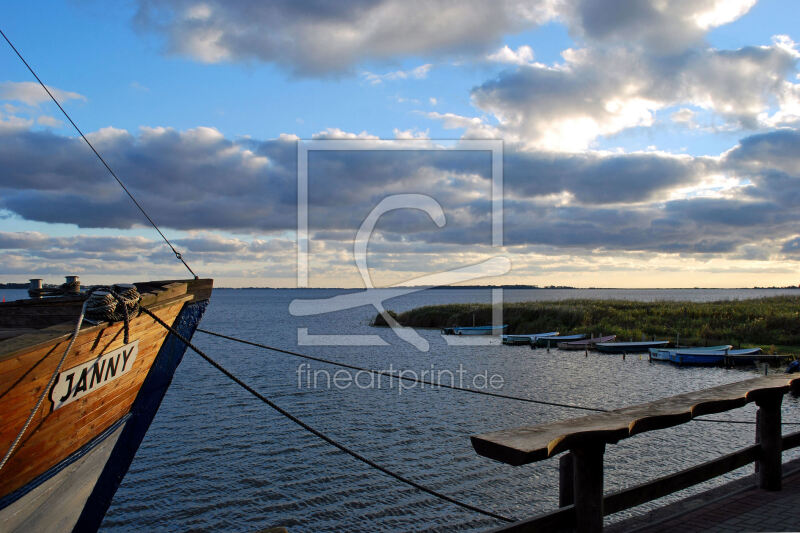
left=441, top=325, right=508, bottom=335
left=502, top=332, right=559, bottom=345
left=671, top=347, right=763, bottom=366
left=649, top=345, right=732, bottom=362
left=596, top=340, right=669, bottom=354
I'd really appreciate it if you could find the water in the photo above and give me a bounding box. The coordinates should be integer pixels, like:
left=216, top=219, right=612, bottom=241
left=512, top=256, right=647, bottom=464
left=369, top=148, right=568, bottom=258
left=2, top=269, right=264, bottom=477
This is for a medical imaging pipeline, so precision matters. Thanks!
left=13, top=286, right=795, bottom=532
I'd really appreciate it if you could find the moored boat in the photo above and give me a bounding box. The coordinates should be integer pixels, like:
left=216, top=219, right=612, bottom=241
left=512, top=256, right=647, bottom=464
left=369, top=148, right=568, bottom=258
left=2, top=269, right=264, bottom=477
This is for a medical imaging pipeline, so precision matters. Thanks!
left=501, top=331, right=559, bottom=345
left=558, top=335, right=616, bottom=350
left=648, top=345, right=733, bottom=362
left=596, top=340, right=669, bottom=354
left=441, top=325, right=508, bottom=335
left=0, top=278, right=212, bottom=532
left=532, top=333, right=587, bottom=348
left=671, top=347, right=763, bottom=366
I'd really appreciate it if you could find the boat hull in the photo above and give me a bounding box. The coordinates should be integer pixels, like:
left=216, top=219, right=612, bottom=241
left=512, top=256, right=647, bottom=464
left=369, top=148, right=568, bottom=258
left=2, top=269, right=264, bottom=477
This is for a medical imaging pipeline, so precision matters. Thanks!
left=596, top=341, right=669, bottom=354
left=532, top=334, right=587, bottom=348
left=501, top=332, right=559, bottom=345
left=0, top=280, right=211, bottom=532
left=442, top=325, right=507, bottom=335
left=558, top=335, right=616, bottom=350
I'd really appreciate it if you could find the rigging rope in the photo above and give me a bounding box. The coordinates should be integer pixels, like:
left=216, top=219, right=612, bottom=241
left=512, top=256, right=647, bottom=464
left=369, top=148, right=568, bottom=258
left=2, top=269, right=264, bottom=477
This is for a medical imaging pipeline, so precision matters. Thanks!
left=0, top=27, right=197, bottom=280
left=140, top=308, right=515, bottom=523
left=196, top=328, right=800, bottom=425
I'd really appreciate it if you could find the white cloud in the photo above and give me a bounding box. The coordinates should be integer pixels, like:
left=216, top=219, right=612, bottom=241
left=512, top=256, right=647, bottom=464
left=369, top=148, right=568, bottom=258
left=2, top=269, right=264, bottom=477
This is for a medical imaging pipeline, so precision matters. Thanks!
left=0, top=81, right=86, bottom=106
left=486, top=44, right=536, bottom=65
left=362, top=64, right=433, bottom=85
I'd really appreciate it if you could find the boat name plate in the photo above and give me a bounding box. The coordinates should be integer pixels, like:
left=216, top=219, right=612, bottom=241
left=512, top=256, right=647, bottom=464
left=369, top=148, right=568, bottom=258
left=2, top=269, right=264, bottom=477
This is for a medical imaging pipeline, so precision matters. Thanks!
left=49, top=340, right=139, bottom=410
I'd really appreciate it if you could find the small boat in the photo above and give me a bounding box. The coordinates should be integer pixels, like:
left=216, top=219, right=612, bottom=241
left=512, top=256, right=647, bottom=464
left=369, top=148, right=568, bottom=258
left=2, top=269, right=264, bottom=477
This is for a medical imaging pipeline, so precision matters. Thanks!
left=671, top=347, right=763, bottom=366
left=532, top=334, right=587, bottom=348
left=649, top=345, right=733, bottom=362
left=596, top=340, right=669, bottom=354
left=558, top=335, right=616, bottom=350
left=501, top=332, right=559, bottom=345
left=441, top=325, right=508, bottom=335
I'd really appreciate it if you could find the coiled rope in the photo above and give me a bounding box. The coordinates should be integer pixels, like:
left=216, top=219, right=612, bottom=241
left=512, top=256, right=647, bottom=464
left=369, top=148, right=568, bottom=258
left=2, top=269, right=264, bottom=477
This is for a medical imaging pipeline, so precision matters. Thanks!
left=140, top=307, right=514, bottom=523
left=196, top=329, right=800, bottom=426
left=0, top=27, right=197, bottom=280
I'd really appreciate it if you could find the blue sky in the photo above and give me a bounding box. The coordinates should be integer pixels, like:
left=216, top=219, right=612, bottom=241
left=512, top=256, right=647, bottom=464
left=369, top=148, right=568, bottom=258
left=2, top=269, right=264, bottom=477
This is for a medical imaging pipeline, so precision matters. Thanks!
left=1, top=1, right=800, bottom=287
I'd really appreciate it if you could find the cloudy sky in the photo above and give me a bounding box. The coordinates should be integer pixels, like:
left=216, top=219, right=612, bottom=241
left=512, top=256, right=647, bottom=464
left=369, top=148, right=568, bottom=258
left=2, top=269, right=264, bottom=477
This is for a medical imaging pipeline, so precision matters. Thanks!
left=2, top=0, right=800, bottom=288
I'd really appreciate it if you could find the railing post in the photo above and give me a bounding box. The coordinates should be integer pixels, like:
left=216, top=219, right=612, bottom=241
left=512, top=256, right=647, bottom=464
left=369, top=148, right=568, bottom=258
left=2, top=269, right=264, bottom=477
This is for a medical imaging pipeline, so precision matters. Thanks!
left=756, top=394, right=783, bottom=491
left=572, top=443, right=605, bottom=532
left=559, top=452, right=574, bottom=507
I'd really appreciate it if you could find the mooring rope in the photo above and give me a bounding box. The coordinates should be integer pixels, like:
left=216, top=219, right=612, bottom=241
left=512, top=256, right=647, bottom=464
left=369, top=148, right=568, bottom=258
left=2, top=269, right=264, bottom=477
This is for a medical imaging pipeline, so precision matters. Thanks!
left=197, top=328, right=608, bottom=413
left=0, top=27, right=197, bottom=280
left=196, top=328, right=800, bottom=426
left=140, top=307, right=514, bottom=523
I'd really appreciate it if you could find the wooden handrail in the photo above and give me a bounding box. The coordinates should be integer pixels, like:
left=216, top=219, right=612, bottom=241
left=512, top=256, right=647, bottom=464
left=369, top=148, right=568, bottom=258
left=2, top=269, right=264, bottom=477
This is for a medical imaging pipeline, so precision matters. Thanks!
left=473, top=377, right=800, bottom=532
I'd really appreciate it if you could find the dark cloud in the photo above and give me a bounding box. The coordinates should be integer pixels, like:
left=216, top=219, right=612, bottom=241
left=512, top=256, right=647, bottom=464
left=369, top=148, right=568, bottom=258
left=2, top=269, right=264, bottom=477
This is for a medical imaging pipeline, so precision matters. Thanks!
left=2, top=122, right=800, bottom=258
left=782, top=237, right=800, bottom=255
left=133, top=0, right=552, bottom=75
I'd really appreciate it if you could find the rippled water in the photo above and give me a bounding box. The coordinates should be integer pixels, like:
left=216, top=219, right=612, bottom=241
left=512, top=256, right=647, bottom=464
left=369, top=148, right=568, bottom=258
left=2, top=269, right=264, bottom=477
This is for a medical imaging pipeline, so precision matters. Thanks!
left=18, top=286, right=793, bottom=532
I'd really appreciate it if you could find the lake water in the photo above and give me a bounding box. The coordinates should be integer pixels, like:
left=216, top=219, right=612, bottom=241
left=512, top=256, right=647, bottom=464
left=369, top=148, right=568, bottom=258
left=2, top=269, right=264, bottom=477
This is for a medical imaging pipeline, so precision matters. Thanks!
left=7, top=287, right=797, bottom=532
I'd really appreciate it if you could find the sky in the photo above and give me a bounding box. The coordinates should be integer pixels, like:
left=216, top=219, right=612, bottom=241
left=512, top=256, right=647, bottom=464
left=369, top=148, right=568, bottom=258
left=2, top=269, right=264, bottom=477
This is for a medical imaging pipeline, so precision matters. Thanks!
left=1, top=0, right=800, bottom=288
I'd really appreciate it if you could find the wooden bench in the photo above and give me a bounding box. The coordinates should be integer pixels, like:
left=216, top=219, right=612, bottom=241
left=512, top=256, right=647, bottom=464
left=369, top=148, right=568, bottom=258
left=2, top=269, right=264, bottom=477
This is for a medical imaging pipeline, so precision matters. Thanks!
left=471, top=375, right=800, bottom=532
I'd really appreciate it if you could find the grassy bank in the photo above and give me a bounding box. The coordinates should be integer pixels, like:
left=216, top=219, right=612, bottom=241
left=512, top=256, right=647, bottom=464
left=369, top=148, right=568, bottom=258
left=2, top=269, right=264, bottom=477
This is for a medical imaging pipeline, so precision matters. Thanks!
left=375, top=296, right=800, bottom=354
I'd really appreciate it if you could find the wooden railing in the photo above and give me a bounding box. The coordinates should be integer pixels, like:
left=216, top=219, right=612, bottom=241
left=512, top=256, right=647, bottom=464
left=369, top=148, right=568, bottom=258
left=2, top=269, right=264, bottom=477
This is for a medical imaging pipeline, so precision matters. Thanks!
left=471, top=375, right=800, bottom=532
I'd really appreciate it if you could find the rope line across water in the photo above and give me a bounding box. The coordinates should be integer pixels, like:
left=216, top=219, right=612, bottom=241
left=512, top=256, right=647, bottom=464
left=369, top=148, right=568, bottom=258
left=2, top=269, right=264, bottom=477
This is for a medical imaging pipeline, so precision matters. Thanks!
left=196, top=328, right=800, bottom=426
left=197, top=328, right=609, bottom=413
left=141, top=308, right=514, bottom=523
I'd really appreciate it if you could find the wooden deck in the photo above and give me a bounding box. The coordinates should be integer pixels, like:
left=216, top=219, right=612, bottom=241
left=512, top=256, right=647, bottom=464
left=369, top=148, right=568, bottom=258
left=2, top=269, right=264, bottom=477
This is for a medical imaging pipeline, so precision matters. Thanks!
left=471, top=376, right=800, bottom=532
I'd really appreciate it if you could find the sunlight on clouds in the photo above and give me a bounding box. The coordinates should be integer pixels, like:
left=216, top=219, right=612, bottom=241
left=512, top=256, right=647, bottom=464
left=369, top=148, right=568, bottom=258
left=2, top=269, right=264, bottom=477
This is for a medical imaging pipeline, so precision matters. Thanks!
left=692, top=0, right=757, bottom=30
left=665, top=172, right=748, bottom=201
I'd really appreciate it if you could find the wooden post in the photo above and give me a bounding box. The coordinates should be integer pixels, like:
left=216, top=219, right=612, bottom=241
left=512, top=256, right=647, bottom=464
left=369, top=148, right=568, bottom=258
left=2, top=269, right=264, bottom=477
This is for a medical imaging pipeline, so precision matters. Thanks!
left=572, top=443, right=605, bottom=532
left=756, top=394, right=783, bottom=491
left=559, top=452, right=574, bottom=507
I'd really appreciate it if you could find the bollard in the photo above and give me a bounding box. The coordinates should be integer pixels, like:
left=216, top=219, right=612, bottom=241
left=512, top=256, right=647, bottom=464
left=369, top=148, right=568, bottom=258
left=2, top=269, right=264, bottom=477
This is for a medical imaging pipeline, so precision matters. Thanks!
left=64, top=275, right=81, bottom=294
left=29, top=279, right=43, bottom=298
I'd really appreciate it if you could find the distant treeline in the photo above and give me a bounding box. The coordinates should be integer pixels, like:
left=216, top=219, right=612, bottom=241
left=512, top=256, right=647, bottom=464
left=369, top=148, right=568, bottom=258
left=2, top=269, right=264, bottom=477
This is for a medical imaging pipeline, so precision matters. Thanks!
left=375, top=296, right=800, bottom=353
left=0, top=283, right=28, bottom=289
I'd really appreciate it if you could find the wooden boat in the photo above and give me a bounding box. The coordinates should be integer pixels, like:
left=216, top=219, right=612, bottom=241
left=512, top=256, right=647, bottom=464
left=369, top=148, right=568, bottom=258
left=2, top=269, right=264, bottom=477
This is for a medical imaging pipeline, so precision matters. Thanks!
left=501, top=332, right=559, bottom=345
left=648, top=345, right=732, bottom=362
left=671, top=347, right=763, bottom=366
left=595, top=340, right=669, bottom=354
left=557, top=335, right=616, bottom=350
left=0, top=278, right=212, bottom=532
left=441, top=325, right=507, bottom=335
left=531, top=334, right=587, bottom=348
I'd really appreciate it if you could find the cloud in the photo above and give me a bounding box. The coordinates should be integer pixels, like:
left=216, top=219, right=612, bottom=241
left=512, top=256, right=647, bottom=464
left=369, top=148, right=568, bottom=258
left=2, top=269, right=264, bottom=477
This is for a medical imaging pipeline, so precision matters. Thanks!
left=1, top=121, right=799, bottom=263
left=486, top=45, right=536, bottom=65
left=133, top=0, right=558, bottom=75
left=560, top=0, right=756, bottom=52
left=0, top=81, right=86, bottom=106
left=470, top=38, right=800, bottom=151
left=362, top=64, right=432, bottom=84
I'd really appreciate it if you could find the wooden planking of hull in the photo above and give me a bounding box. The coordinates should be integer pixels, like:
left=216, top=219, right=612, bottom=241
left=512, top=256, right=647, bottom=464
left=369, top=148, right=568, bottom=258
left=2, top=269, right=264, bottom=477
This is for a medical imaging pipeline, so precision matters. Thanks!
left=0, top=278, right=212, bottom=532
